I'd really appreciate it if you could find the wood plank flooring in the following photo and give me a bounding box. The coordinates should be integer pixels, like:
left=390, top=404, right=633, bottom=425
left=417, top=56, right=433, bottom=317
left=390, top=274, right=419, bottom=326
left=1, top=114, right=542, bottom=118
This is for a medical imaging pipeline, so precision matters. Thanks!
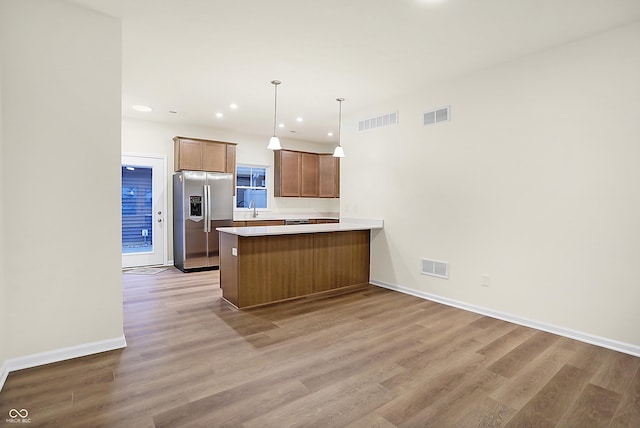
left=1, top=267, right=639, bottom=427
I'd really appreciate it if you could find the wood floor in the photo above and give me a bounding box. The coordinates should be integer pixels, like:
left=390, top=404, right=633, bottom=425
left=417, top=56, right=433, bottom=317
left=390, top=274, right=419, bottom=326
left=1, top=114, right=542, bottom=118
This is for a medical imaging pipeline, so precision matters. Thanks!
left=1, top=268, right=639, bottom=427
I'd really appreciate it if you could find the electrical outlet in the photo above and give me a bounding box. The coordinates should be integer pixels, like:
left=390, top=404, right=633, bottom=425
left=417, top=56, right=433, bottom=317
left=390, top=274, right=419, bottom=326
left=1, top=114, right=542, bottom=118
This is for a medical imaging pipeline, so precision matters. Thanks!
left=481, top=274, right=490, bottom=287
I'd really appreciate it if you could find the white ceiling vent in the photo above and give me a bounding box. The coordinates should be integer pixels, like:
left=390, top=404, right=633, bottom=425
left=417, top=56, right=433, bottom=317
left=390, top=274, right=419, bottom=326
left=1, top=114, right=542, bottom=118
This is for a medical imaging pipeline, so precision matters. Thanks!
left=423, top=106, right=450, bottom=127
left=358, top=111, right=398, bottom=132
left=421, top=258, right=449, bottom=279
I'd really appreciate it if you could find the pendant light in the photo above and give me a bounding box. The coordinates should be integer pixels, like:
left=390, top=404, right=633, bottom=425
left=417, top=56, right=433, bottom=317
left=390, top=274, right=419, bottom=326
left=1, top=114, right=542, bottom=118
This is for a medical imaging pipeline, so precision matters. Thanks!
left=267, top=80, right=282, bottom=150
left=333, top=97, right=345, bottom=158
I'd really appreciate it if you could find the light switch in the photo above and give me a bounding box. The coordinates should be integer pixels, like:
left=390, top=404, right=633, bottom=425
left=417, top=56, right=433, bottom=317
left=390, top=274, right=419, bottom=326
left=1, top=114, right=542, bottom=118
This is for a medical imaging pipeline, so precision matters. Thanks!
left=232, top=247, right=237, bottom=256
left=481, top=274, right=490, bottom=287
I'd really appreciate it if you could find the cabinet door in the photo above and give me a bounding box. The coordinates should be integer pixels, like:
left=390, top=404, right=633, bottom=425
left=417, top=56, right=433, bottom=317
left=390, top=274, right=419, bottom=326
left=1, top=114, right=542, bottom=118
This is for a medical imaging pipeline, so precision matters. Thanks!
left=176, top=139, right=203, bottom=171
left=319, top=154, right=339, bottom=197
left=202, top=142, right=227, bottom=172
left=301, top=152, right=319, bottom=197
left=275, top=150, right=301, bottom=197
left=226, top=144, right=236, bottom=195
left=248, top=220, right=285, bottom=226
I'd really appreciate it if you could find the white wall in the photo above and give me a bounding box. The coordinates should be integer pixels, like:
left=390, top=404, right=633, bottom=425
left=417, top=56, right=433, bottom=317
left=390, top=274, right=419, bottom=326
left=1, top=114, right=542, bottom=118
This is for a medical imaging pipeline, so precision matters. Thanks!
left=342, top=21, right=640, bottom=347
left=122, top=118, right=340, bottom=261
left=0, top=40, right=7, bottom=378
left=1, top=0, right=123, bottom=359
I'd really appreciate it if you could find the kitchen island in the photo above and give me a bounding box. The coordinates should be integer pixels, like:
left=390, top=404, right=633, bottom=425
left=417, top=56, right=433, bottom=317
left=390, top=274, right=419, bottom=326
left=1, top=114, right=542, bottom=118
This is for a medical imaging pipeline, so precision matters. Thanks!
left=216, top=219, right=383, bottom=308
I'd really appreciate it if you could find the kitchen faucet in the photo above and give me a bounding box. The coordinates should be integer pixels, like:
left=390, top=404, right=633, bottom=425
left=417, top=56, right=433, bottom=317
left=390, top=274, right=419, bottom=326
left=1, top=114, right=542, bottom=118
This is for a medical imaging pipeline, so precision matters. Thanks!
left=248, top=200, right=258, bottom=218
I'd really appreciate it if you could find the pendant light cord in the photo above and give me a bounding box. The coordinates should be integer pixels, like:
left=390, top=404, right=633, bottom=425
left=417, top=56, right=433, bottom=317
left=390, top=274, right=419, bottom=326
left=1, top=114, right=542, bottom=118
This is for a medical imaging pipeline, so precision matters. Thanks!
left=337, top=97, right=344, bottom=147
left=272, top=80, right=281, bottom=137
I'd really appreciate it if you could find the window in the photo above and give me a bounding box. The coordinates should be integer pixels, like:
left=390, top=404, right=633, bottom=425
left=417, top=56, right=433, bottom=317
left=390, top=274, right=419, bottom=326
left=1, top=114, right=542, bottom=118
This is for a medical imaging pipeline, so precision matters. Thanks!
left=121, top=165, right=153, bottom=253
left=236, top=165, right=268, bottom=209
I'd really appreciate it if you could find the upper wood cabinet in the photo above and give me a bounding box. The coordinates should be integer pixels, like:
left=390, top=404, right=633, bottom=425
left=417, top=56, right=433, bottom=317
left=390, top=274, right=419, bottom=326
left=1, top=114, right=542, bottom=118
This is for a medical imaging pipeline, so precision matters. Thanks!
left=318, top=154, right=340, bottom=198
left=301, top=152, right=319, bottom=197
left=226, top=143, right=236, bottom=193
left=173, top=136, right=236, bottom=174
left=274, top=150, right=301, bottom=197
left=274, top=149, right=339, bottom=198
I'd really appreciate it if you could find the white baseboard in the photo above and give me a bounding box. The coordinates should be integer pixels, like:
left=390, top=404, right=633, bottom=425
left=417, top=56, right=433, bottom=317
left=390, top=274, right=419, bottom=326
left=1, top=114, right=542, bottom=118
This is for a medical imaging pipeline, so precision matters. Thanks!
left=0, top=360, right=8, bottom=393
left=0, top=335, right=127, bottom=392
left=371, top=280, right=640, bottom=358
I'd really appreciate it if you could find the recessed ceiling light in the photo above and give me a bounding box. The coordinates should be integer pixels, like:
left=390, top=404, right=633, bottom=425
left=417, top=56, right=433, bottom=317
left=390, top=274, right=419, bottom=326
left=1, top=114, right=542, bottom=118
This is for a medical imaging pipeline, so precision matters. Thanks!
left=328, top=132, right=334, bottom=137
left=296, top=117, right=303, bottom=122
left=278, top=123, right=285, bottom=128
left=229, top=103, right=238, bottom=109
left=215, top=112, right=224, bottom=118
left=132, top=105, right=152, bottom=112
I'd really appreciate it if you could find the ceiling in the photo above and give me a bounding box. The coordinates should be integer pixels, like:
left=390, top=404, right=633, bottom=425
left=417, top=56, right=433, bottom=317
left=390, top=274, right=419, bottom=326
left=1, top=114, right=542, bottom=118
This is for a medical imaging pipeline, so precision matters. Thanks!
left=69, top=0, right=640, bottom=145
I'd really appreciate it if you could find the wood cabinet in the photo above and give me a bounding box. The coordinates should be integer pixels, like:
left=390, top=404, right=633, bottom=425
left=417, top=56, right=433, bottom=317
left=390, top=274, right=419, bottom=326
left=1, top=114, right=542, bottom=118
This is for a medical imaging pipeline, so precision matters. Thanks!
left=244, top=220, right=285, bottom=226
left=318, top=154, right=340, bottom=198
left=174, top=136, right=236, bottom=174
left=226, top=143, right=236, bottom=189
left=310, top=218, right=339, bottom=224
left=301, top=153, right=319, bottom=197
left=274, top=149, right=339, bottom=198
left=274, top=150, right=301, bottom=197
left=219, top=229, right=370, bottom=308
left=174, top=136, right=237, bottom=195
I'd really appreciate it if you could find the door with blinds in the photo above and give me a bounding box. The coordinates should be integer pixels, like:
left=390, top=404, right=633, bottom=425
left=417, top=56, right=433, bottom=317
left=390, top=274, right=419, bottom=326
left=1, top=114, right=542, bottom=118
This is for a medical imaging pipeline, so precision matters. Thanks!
left=121, top=154, right=167, bottom=267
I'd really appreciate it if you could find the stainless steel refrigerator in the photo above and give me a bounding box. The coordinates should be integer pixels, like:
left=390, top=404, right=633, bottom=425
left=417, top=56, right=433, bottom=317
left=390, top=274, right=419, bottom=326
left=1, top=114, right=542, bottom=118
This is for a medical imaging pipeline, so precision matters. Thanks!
left=173, top=171, right=233, bottom=272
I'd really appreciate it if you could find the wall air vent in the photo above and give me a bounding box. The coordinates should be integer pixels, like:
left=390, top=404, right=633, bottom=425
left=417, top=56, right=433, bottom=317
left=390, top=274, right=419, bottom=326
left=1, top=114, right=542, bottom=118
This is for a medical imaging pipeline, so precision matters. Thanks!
left=421, top=258, right=449, bottom=279
left=423, top=106, right=450, bottom=126
left=358, top=111, right=398, bottom=132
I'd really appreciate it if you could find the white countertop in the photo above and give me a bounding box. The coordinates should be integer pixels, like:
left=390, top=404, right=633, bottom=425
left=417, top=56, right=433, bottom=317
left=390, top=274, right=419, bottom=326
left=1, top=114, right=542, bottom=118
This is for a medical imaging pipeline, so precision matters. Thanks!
left=241, top=216, right=339, bottom=223
left=217, top=218, right=383, bottom=237
left=233, top=212, right=339, bottom=222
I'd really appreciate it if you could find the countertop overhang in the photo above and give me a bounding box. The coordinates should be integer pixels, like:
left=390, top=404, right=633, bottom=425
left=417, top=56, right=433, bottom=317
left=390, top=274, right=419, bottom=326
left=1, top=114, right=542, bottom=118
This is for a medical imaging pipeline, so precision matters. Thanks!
left=217, top=218, right=383, bottom=237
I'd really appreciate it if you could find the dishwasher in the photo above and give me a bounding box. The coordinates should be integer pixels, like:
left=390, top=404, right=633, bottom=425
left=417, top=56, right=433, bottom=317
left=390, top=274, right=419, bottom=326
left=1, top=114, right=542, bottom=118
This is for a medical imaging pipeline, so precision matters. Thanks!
left=284, top=219, right=311, bottom=225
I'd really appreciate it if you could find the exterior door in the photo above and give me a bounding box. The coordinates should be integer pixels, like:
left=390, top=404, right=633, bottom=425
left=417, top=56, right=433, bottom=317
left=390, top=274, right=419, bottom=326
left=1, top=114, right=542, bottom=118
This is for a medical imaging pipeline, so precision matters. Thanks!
left=121, top=154, right=167, bottom=267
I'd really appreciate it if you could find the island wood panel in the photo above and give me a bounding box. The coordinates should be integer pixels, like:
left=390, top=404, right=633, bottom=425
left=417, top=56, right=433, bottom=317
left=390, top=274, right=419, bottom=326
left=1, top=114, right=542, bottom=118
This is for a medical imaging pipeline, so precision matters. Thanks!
left=219, top=232, right=239, bottom=306
left=237, top=234, right=314, bottom=307
left=219, top=229, right=371, bottom=308
left=313, top=230, right=370, bottom=293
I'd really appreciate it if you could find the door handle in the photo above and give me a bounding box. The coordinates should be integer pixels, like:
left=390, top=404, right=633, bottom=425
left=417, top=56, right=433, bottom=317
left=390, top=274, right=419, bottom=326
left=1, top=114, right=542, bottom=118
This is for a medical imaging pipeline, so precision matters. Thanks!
left=157, top=218, right=162, bottom=222
left=204, top=184, right=211, bottom=232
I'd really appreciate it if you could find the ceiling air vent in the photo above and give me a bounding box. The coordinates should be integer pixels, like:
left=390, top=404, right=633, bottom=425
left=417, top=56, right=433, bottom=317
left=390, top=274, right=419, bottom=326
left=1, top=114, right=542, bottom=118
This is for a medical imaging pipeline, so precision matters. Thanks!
left=358, top=111, right=398, bottom=132
left=421, top=258, right=449, bottom=279
left=423, top=106, right=450, bottom=127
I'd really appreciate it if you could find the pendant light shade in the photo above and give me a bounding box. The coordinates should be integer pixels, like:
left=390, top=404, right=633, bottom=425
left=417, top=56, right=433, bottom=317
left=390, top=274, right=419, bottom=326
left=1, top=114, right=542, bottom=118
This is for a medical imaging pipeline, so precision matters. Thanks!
left=267, top=135, right=281, bottom=150
left=268, top=80, right=282, bottom=150
left=333, top=97, right=345, bottom=158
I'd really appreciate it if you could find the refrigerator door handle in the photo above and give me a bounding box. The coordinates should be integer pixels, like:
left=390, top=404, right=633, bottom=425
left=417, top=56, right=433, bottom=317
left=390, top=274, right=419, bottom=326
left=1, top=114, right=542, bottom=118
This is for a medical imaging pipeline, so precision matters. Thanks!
left=204, top=184, right=211, bottom=232
left=202, top=184, right=208, bottom=232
